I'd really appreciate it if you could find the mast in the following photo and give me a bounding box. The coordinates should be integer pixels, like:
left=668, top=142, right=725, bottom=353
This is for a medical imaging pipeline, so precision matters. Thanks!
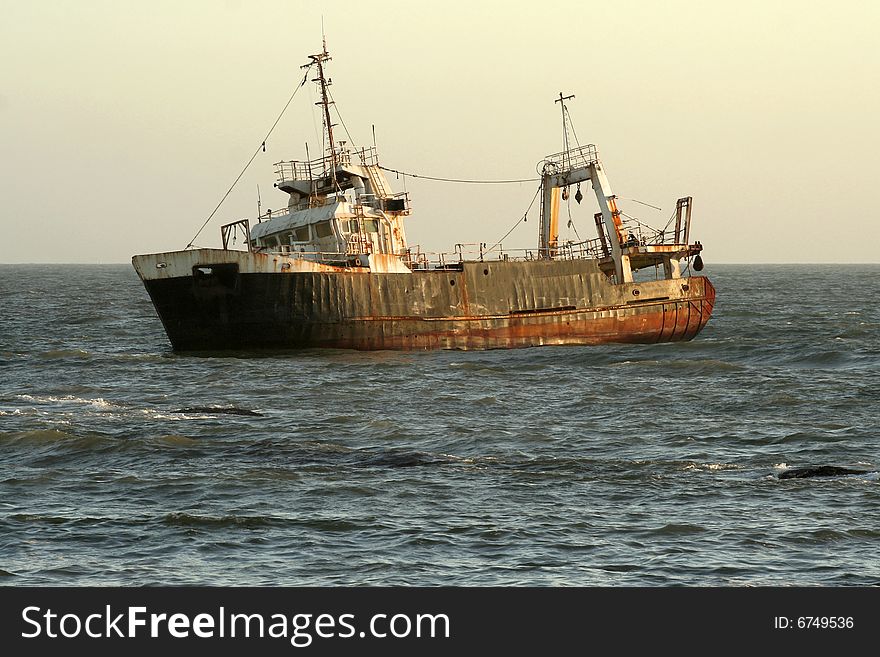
left=306, top=38, right=338, bottom=188
left=557, top=92, right=574, bottom=170
left=539, top=93, right=575, bottom=259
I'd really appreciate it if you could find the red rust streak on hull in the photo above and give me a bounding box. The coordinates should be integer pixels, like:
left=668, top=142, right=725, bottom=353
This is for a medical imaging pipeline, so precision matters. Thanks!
left=320, top=296, right=714, bottom=350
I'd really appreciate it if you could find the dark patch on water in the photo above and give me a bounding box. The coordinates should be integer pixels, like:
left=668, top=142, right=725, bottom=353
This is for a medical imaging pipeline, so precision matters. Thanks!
left=161, top=513, right=281, bottom=529
left=777, top=465, right=876, bottom=479
left=171, top=406, right=262, bottom=417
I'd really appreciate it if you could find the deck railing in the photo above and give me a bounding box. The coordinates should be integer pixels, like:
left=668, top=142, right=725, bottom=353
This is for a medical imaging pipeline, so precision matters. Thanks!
left=540, top=144, right=600, bottom=174
left=253, top=239, right=613, bottom=269
left=274, top=146, right=380, bottom=185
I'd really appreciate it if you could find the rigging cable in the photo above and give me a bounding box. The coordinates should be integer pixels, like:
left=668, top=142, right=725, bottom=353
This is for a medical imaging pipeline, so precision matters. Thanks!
left=563, top=105, right=581, bottom=148
left=305, top=79, right=322, bottom=160
left=565, top=196, right=582, bottom=241
left=326, top=87, right=360, bottom=154
left=326, top=87, right=361, bottom=194
left=620, top=196, right=662, bottom=212
left=184, top=64, right=314, bottom=249
left=378, top=166, right=539, bottom=185
left=486, top=181, right=543, bottom=249
left=660, top=209, right=678, bottom=234
left=619, top=210, right=663, bottom=231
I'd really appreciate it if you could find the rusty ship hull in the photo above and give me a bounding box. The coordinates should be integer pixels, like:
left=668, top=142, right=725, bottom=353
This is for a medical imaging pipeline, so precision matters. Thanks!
left=134, top=47, right=717, bottom=352
left=134, top=249, right=715, bottom=351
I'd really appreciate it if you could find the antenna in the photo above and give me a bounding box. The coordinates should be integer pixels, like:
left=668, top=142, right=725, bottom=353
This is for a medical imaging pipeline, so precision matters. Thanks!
left=555, top=92, right=575, bottom=167
left=256, top=184, right=262, bottom=221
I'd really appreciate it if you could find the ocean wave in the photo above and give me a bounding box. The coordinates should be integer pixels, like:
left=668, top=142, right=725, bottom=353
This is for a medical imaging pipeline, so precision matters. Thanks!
left=647, top=523, right=708, bottom=536
left=786, top=349, right=855, bottom=367
left=0, top=429, right=124, bottom=453
left=100, top=352, right=171, bottom=364
left=36, top=349, right=92, bottom=359
left=447, top=361, right=513, bottom=373
left=0, top=428, right=80, bottom=444
left=612, top=358, right=743, bottom=373
left=7, top=513, right=116, bottom=526
left=151, top=434, right=200, bottom=447
left=351, top=449, right=456, bottom=468
left=682, top=462, right=742, bottom=472
left=14, top=394, right=123, bottom=410
left=611, top=359, right=661, bottom=367
left=239, top=467, right=302, bottom=482
left=597, top=564, right=641, bottom=572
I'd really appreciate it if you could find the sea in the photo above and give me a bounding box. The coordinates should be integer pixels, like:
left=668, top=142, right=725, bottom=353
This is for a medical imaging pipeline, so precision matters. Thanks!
left=0, top=264, right=878, bottom=586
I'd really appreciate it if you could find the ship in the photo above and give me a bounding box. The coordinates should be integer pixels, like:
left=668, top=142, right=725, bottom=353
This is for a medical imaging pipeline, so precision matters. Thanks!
left=132, top=44, right=714, bottom=351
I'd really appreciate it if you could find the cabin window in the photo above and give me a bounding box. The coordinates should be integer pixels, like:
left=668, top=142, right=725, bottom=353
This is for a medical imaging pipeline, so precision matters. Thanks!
left=263, top=235, right=278, bottom=248
left=363, top=219, right=379, bottom=233
left=346, top=219, right=359, bottom=233
left=280, top=231, right=293, bottom=244
left=314, top=221, right=334, bottom=238
left=293, top=225, right=310, bottom=242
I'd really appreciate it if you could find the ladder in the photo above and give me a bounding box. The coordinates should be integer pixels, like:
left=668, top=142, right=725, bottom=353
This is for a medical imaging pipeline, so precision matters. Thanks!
left=363, top=164, right=390, bottom=200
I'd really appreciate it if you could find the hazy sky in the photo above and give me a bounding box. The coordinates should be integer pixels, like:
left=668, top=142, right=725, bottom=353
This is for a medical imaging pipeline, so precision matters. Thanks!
left=2, top=0, right=878, bottom=264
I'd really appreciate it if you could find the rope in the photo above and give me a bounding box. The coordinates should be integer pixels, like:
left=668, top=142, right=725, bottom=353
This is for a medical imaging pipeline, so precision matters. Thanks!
left=327, top=87, right=360, bottom=153
left=565, top=195, right=582, bottom=241
left=184, top=64, right=314, bottom=249
left=378, top=166, right=538, bottom=185
left=326, top=87, right=361, bottom=194
left=563, top=105, right=581, bottom=148
left=487, top=182, right=543, bottom=249
left=620, top=196, right=662, bottom=212
left=660, top=210, right=678, bottom=234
